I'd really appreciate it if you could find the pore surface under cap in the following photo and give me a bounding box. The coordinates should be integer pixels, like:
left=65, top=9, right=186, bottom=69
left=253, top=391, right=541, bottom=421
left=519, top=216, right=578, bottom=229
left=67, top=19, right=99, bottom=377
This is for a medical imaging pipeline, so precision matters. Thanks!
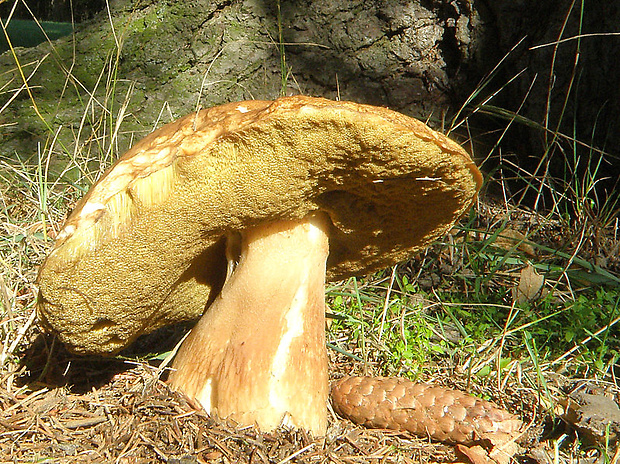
left=37, top=96, right=482, bottom=354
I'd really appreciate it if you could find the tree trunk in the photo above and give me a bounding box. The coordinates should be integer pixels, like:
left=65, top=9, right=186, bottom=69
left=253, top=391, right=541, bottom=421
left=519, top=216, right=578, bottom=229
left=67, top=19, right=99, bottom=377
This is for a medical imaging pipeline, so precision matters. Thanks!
left=1, top=0, right=618, bottom=195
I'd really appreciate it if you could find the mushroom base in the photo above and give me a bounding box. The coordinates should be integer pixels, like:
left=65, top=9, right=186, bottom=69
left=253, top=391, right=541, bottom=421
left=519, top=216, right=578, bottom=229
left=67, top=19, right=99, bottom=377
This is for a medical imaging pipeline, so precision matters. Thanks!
left=168, top=214, right=330, bottom=435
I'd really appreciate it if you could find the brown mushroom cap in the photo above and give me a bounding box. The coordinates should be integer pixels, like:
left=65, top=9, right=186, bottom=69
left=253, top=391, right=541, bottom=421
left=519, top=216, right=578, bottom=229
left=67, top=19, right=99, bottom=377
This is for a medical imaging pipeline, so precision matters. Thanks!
left=37, top=96, right=482, bottom=355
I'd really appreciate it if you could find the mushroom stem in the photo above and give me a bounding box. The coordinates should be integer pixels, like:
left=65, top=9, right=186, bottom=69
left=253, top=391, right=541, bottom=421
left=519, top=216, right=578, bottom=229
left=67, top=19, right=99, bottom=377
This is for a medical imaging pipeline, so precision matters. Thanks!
left=168, top=213, right=330, bottom=435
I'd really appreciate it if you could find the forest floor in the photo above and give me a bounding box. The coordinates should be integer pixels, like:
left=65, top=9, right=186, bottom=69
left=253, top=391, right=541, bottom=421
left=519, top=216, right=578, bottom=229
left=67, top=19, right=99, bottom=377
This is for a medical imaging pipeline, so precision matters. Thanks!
left=2, top=4, right=620, bottom=461
left=1, top=175, right=619, bottom=463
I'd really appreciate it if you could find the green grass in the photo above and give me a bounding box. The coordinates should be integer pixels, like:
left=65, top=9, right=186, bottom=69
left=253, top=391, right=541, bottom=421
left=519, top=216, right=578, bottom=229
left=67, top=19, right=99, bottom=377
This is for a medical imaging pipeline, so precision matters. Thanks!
left=327, top=236, right=620, bottom=379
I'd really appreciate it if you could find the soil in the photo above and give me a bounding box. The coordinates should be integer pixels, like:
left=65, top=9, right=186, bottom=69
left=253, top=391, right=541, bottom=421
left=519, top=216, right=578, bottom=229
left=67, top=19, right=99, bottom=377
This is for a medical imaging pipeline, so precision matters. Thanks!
left=1, top=333, right=464, bottom=463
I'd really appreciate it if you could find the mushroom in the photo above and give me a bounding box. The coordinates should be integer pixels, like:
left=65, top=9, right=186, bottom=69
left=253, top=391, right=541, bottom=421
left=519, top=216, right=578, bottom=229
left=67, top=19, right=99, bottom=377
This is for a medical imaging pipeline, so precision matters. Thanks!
left=37, top=96, right=482, bottom=436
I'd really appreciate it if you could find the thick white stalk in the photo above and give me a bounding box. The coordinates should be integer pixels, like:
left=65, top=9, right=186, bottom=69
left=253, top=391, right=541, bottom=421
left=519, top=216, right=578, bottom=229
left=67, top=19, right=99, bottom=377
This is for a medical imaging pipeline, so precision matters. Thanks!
left=168, top=214, right=330, bottom=435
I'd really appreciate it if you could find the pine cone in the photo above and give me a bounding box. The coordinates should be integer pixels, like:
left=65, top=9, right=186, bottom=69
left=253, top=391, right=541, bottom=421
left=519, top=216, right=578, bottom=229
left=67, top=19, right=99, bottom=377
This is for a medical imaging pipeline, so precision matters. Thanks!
left=331, top=376, right=522, bottom=445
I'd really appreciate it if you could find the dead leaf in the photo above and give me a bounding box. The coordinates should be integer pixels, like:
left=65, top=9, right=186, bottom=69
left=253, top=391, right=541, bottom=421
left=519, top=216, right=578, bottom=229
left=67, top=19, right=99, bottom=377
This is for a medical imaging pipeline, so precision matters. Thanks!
left=456, top=435, right=521, bottom=464
left=488, top=436, right=521, bottom=464
left=560, top=391, right=620, bottom=443
left=457, top=444, right=493, bottom=464
left=512, top=263, right=544, bottom=305
left=494, top=228, right=536, bottom=256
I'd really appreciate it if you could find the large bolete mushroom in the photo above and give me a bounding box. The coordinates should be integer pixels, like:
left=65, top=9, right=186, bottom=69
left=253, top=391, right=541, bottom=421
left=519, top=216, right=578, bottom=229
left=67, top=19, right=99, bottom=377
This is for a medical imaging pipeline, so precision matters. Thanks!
left=37, top=96, right=482, bottom=436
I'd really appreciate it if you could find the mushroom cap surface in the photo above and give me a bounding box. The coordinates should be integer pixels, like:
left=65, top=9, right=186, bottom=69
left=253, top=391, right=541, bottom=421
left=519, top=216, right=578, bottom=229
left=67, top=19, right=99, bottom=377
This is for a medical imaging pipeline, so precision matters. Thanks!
left=37, top=96, right=483, bottom=354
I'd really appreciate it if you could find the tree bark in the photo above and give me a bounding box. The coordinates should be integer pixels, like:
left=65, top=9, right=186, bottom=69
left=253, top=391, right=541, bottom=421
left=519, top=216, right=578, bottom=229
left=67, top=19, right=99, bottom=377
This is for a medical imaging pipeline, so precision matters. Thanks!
left=1, top=0, right=618, bottom=193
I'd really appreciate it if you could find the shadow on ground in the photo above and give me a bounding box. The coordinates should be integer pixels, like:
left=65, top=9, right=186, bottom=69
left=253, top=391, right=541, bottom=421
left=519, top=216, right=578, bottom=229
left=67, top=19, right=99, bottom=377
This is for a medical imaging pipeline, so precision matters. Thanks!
left=16, top=321, right=195, bottom=392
